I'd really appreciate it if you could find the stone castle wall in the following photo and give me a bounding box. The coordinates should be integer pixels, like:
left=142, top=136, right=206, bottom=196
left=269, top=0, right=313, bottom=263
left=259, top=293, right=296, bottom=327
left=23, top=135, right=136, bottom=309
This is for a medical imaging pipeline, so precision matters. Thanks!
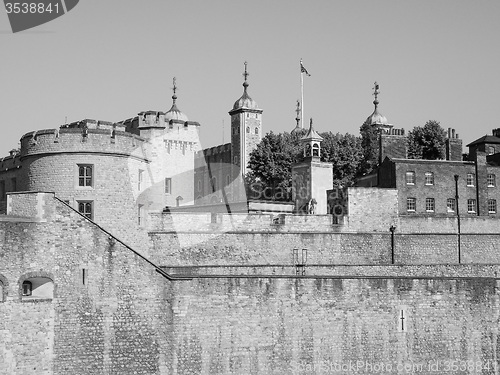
left=166, top=275, right=499, bottom=374
left=2, top=192, right=500, bottom=374
left=0, top=193, right=170, bottom=375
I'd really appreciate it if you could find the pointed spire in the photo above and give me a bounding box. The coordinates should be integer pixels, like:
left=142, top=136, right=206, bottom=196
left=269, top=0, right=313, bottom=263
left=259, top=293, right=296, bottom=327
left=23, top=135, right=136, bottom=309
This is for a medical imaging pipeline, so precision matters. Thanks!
left=302, top=118, right=323, bottom=141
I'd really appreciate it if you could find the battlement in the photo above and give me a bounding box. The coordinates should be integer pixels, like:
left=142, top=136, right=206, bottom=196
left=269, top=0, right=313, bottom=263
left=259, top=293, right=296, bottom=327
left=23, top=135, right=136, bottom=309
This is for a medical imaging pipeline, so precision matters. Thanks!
left=0, top=150, right=21, bottom=172
left=19, top=124, right=147, bottom=160
left=121, top=112, right=200, bottom=137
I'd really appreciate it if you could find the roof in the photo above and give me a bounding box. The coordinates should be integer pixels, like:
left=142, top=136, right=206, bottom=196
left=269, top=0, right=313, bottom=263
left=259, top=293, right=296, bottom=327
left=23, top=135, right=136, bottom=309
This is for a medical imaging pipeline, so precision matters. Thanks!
left=164, top=103, right=189, bottom=122
left=466, top=135, right=500, bottom=147
left=301, top=120, right=323, bottom=141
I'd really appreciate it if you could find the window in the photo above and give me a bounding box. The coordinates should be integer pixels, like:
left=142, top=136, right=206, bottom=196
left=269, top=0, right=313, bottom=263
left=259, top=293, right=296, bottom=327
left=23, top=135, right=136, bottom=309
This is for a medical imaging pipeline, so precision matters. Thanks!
left=406, top=171, right=415, bottom=185
left=138, top=169, right=144, bottom=191
left=488, top=199, right=497, bottom=214
left=0, top=181, right=5, bottom=201
left=487, top=174, right=496, bottom=187
left=424, top=172, right=434, bottom=185
left=467, top=199, right=476, bottom=213
left=138, top=204, right=144, bottom=226
left=78, top=164, right=93, bottom=187
left=164, top=178, right=172, bottom=194
left=447, top=198, right=456, bottom=212
left=406, top=197, right=416, bottom=212
left=234, top=155, right=238, bottom=164
left=21, top=277, right=54, bottom=301
left=197, top=180, right=202, bottom=192
left=312, top=144, right=319, bottom=157
left=82, top=269, right=87, bottom=286
left=255, top=127, right=259, bottom=135
left=246, top=127, right=250, bottom=133
left=425, top=198, right=435, bottom=212
left=466, top=173, right=475, bottom=187
left=22, top=281, right=32, bottom=296
left=78, top=201, right=93, bottom=220
left=488, top=146, right=495, bottom=155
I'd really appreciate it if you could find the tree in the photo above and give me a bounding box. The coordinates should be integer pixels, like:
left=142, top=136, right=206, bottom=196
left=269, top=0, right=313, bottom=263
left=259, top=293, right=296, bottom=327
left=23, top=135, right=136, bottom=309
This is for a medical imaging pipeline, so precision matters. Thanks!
left=320, top=132, right=363, bottom=188
left=358, top=122, right=380, bottom=176
left=246, top=130, right=362, bottom=200
left=407, top=120, right=446, bottom=160
left=246, top=131, right=304, bottom=200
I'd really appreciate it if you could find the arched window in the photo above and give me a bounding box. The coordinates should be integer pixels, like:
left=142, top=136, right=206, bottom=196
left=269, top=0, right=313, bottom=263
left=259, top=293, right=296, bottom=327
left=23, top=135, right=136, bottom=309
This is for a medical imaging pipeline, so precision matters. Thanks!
left=312, top=143, right=319, bottom=157
left=246, top=127, right=250, bottom=133
left=255, top=127, right=259, bottom=135
left=20, top=276, right=54, bottom=301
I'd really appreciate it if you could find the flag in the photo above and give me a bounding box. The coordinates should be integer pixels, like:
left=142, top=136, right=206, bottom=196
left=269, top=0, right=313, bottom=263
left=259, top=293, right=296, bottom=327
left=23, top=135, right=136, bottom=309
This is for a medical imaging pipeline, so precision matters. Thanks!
left=300, top=59, right=311, bottom=76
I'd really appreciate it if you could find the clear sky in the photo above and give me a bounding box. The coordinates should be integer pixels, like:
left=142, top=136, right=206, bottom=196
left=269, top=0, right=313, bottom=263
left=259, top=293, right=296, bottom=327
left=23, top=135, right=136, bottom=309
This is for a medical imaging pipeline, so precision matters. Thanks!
left=1, top=0, right=499, bottom=155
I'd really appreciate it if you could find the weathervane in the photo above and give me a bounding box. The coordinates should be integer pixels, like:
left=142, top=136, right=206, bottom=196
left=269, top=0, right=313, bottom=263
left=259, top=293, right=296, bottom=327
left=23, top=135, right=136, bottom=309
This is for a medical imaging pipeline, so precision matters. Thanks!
left=295, top=100, right=301, bottom=128
left=373, top=81, right=380, bottom=105
left=242, top=61, right=249, bottom=90
left=172, top=77, right=178, bottom=103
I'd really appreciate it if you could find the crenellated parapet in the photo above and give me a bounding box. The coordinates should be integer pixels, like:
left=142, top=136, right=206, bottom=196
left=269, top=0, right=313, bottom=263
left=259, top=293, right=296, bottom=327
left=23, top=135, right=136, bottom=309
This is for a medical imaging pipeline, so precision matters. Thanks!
left=19, top=121, right=147, bottom=161
left=0, top=149, right=21, bottom=173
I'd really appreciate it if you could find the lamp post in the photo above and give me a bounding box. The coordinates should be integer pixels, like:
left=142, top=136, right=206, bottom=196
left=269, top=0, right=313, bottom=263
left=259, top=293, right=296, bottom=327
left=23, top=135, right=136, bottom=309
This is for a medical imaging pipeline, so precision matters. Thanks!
left=389, top=225, right=396, bottom=264
left=454, top=175, right=461, bottom=264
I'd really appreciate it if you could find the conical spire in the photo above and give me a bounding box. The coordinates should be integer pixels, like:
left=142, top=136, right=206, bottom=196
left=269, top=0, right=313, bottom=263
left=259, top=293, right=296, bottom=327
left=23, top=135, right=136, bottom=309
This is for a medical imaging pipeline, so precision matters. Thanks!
left=302, top=118, right=323, bottom=141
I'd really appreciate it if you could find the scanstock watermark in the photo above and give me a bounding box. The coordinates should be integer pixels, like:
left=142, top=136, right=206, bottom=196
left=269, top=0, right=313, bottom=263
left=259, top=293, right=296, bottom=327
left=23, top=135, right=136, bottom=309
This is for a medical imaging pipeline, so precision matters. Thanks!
left=4, top=0, right=79, bottom=33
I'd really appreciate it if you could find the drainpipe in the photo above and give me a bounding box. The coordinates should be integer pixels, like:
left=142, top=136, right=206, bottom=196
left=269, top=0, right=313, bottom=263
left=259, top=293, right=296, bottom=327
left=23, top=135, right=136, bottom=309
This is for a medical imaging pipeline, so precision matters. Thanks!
left=454, top=175, right=461, bottom=264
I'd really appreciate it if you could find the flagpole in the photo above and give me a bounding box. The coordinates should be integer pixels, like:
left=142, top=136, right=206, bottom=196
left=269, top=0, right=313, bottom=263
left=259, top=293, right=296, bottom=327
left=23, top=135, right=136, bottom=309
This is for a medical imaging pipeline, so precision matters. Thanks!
left=301, top=61, right=304, bottom=129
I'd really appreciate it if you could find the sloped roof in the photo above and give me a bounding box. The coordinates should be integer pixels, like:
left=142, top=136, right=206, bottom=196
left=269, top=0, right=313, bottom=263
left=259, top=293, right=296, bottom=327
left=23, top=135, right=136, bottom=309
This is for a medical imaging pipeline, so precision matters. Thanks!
left=466, top=135, right=500, bottom=147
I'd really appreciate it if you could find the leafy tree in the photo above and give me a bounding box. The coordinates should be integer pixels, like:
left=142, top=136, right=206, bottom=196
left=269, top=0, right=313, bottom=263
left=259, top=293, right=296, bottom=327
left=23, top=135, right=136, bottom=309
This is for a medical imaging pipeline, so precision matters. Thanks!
left=358, top=122, right=380, bottom=176
left=246, top=131, right=304, bottom=200
left=407, top=120, right=446, bottom=160
left=246, top=129, right=362, bottom=200
left=320, top=132, right=363, bottom=188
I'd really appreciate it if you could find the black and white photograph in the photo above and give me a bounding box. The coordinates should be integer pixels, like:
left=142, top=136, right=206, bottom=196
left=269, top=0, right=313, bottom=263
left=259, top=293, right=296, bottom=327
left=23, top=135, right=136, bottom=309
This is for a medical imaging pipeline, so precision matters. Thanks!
left=1, top=1, right=500, bottom=374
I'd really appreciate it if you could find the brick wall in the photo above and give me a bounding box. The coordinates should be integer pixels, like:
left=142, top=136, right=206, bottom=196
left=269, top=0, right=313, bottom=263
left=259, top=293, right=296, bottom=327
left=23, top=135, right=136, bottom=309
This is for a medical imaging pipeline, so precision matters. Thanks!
left=2, top=193, right=500, bottom=374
